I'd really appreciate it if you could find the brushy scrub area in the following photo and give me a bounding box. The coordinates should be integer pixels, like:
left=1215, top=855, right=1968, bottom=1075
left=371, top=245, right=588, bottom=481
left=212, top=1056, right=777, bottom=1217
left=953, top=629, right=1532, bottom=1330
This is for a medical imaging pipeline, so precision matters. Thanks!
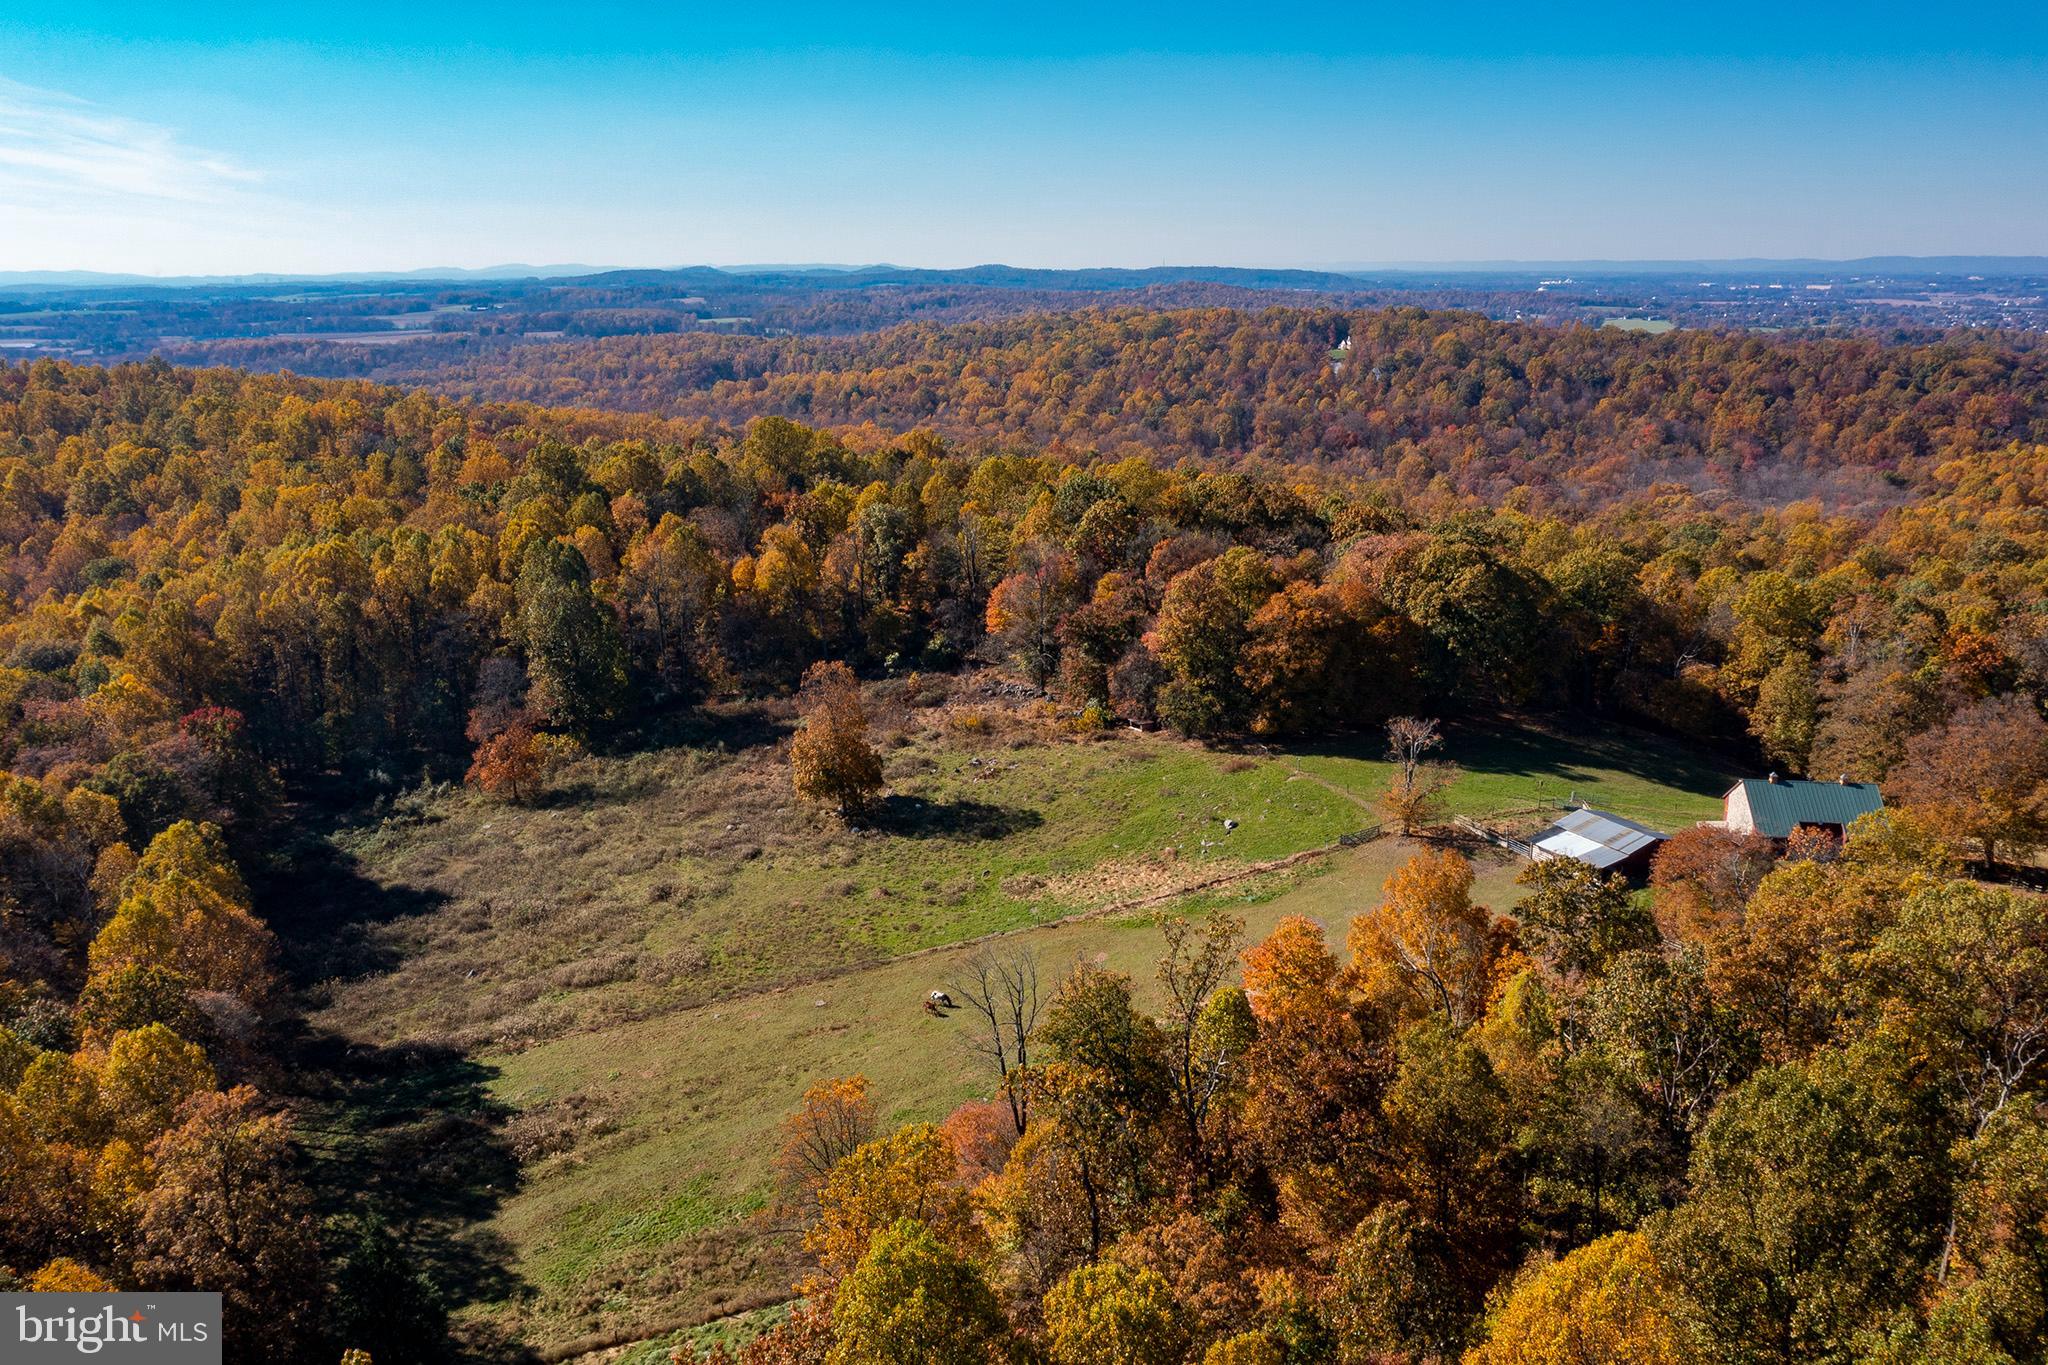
left=305, top=707, right=1366, bottom=1054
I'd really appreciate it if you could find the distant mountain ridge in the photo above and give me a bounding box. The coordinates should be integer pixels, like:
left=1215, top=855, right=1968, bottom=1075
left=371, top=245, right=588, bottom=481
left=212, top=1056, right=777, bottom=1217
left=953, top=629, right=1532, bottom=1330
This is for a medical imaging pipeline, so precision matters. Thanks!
left=5, top=257, right=2045, bottom=293
left=1332, top=256, right=2048, bottom=276
left=0, top=265, right=620, bottom=289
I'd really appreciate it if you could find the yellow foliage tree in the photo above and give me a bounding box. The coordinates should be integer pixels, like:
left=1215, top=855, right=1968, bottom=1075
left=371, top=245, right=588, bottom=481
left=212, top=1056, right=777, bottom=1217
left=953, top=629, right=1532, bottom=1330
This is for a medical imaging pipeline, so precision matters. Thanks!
left=15, top=1050, right=109, bottom=1149
left=1203, top=1334, right=1282, bottom=1365
left=29, top=1257, right=115, bottom=1292
left=128, top=820, right=249, bottom=906
left=1464, top=1232, right=1687, bottom=1365
left=99, top=1024, right=218, bottom=1145
left=0, top=1027, right=33, bottom=1089
left=1042, top=1258, right=1189, bottom=1365
left=827, top=1219, right=1011, bottom=1365
left=1349, top=848, right=1496, bottom=1027
left=87, top=821, right=273, bottom=1001
left=0, top=1090, right=59, bottom=1251
left=88, top=1138, right=155, bottom=1249
left=805, top=1123, right=979, bottom=1289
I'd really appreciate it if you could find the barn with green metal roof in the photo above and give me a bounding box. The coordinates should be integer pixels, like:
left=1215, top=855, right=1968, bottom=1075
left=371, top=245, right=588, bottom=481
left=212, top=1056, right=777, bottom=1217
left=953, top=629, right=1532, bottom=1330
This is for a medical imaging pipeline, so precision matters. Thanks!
left=1720, top=774, right=1884, bottom=839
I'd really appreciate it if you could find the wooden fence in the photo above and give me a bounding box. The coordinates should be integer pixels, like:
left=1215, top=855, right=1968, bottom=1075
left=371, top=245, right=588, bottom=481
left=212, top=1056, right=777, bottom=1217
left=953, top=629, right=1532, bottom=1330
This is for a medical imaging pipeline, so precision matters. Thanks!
left=1455, top=815, right=1538, bottom=858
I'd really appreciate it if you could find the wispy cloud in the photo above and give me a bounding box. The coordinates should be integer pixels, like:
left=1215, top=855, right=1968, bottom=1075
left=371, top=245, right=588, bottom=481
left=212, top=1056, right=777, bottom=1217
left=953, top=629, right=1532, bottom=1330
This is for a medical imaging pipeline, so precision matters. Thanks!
left=0, top=77, right=257, bottom=207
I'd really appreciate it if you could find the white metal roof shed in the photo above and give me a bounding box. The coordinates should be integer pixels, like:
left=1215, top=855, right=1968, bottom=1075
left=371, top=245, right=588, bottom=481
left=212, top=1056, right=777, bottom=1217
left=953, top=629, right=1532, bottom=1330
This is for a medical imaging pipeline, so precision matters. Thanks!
left=1529, top=805, right=1668, bottom=870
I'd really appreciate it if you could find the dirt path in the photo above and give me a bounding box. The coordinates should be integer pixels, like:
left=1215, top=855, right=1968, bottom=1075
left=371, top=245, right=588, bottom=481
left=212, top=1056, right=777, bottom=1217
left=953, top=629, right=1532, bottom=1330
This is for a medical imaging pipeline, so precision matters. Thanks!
left=1282, top=766, right=1378, bottom=812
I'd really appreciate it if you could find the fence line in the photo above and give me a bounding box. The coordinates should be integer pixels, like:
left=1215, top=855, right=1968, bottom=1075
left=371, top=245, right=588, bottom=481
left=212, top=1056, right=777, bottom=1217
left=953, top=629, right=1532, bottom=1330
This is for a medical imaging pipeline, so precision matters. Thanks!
left=1455, top=815, right=1537, bottom=858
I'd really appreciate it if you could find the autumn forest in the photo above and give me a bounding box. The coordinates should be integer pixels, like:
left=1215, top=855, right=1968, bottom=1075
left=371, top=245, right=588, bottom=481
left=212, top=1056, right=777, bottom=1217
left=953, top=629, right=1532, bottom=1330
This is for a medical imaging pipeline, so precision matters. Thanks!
left=0, top=300, right=2046, bottom=1365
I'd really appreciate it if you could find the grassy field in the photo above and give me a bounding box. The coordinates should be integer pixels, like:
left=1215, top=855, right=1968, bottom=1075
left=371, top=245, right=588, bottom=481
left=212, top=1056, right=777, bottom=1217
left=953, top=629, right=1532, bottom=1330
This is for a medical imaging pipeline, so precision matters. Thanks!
left=465, top=835, right=1526, bottom=1357
left=295, top=699, right=1731, bottom=1359
left=309, top=711, right=1366, bottom=1053
left=1599, top=317, right=1677, bottom=334
left=1277, top=718, right=1733, bottom=833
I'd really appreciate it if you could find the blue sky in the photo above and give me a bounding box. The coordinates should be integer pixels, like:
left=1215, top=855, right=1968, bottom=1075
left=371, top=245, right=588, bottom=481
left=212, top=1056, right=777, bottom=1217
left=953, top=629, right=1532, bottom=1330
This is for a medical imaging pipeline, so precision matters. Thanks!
left=2, top=3, right=2045, bottom=274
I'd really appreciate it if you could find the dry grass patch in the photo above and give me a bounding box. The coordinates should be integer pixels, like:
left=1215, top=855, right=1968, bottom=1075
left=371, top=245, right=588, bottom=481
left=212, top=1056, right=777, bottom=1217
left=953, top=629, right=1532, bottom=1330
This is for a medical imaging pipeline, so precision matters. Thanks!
left=1040, top=854, right=1250, bottom=906
left=308, top=707, right=1365, bottom=1054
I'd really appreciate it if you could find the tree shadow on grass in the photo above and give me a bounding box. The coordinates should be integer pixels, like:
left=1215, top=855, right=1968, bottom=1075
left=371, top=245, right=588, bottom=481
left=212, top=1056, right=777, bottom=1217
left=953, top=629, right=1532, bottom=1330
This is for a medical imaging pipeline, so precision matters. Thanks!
left=258, top=836, right=454, bottom=987
left=865, top=794, right=1046, bottom=841
left=247, top=697, right=818, bottom=1359
left=288, top=1030, right=531, bottom=1362
left=1284, top=717, right=1736, bottom=799
left=614, top=701, right=794, bottom=757
left=532, top=772, right=662, bottom=809
left=547, top=703, right=796, bottom=808
left=262, top=845, right=530, bottom=1360
left=1449, top=720, right=1735, bottom=794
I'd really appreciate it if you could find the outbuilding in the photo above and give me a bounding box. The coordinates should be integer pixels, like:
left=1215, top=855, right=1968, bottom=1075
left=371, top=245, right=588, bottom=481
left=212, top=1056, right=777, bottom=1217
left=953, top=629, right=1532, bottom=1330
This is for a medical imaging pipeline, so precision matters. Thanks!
left=1528, top=805, right=1668, bottom=878
left=1720, top=774, right=1884, bottom=840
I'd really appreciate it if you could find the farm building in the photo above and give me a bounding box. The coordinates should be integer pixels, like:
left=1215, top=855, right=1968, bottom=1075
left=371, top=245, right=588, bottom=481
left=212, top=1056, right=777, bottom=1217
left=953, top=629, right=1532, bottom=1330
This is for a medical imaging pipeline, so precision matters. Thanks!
left=1718, top=774, right=1884, bottom=840
left=1527, top=805, right=1668, bottom=877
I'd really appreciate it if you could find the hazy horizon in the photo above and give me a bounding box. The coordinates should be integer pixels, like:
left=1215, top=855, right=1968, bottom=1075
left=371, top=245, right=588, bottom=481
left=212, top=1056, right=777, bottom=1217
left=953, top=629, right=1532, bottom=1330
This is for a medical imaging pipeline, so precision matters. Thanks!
left=5, top=254, right=2048, bottom=288
left=4, top=2, right=2046, bottom=276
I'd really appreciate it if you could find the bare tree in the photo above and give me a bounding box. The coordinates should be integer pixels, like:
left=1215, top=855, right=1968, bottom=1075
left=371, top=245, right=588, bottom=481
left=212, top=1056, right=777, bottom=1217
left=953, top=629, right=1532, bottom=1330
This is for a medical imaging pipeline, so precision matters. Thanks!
left=1379, top=715, right=1458, bottom=835
left=951, top=944, right=1042, bottom=1134
left=1156, top=912, right=1247, bottom=1183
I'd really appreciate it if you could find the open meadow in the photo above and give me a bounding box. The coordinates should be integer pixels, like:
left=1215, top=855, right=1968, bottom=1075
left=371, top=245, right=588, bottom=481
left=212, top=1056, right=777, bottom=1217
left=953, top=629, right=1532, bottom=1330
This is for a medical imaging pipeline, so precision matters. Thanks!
left=1276, top=718, right=1733, bottom=833
left=301, top=701, right=1370, bottom=1053
left=283, top=699, right=1733, bottom=1358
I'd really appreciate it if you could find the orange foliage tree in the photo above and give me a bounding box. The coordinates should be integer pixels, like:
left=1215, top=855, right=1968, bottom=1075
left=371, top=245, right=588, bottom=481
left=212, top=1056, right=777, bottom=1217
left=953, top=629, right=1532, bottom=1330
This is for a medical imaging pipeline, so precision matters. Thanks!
left=775, top=1075, right=879, bottom=1219
left=1349, top=848, right=1497, bottom=1027
left=790, top=662, right=885, bottom=817
left=1890, top=696, right=2048, bottom=872
left=1647, top=826, right=1779, bottom=943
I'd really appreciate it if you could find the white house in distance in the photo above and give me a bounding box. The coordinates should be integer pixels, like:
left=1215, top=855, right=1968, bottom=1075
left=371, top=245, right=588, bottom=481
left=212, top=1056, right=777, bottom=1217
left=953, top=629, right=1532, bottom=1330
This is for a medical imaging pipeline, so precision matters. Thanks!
left=1718, top=774, right=1884, bottom=840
